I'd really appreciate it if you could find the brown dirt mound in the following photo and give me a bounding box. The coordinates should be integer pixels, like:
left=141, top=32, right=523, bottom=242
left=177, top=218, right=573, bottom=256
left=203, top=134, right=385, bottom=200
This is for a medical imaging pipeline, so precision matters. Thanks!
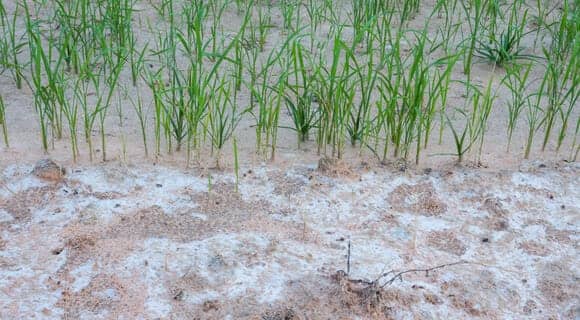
left=57, top=273, right=146, bottom=319
left=387, top=182, right=447, bottom=216
left=426, top=231, right=467, bottom=256
left=0, top=185, right=59, bottom=223
left=317, top=157, right=355, bottom=177
left=31, top=159, right=65, bottom=182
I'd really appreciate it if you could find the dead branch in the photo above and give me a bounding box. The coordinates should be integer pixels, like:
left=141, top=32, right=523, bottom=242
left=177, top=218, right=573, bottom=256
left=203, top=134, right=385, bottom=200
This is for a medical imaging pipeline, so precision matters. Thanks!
left=379, top=260, right=468, bottom=288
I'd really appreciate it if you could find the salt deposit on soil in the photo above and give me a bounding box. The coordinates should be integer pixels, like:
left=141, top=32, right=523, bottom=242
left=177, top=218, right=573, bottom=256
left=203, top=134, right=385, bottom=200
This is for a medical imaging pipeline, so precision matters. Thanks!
left=0, top=160, right=578, bottom=319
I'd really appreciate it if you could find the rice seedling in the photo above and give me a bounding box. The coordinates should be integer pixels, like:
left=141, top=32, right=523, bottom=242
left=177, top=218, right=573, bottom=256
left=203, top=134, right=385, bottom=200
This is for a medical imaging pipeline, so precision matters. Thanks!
left=351, top=0, right=387, bottom=47
left=24, top=1, right=68, bottom=151
left=143, top=67, right=165, bottom=157
left=474, top=80, right=496, bottom=162
left=129, top=90, right=150, bottom=157
left=2, top=0, right=578, bottom=171
left=284, top=40, right=319, bottom=145
left=0, top=3, right=25, bottom=89
left=476, top=4, right=535, bottom=67
left=74, top=77, right=100, bottom=161
left=424, top=53, right=458, bottom=150
left=446, top=111, right=472, bottom=164
left=540, top=42, right=579, bottom=152
left=304, top=0, right=326, bottom=33
left=246, top=28, right=302, bottom=157
left=92, top=58, right=124, bottom=162
left=380, top=29, right=430, bottom=161
left=524, top=90, right=544, bottom=160
left=208, top=0, right=229, bottom=57
left=547, top=0, right=579, bottom=60
left=554, top=41, right=580, bottom=152
left=314, top=32, right=356, bottom=158
left=62, top=79, right=79, bottom=162
left=460, top=0, right=485, bottom=75
left=256, top=5, right=274, bottom=52
left=129, top=36, right=148, bottom=87
left=280, top=0, right=300, bottom=31
left=150, top=0, right=172, bottom=18
left=0, top=94, right=8, bottom=147
left=347, top=46, right=379, bottom=147
left=399, top=0, right=421, bottom=24
left=502, top=63, right=533, bottom=151
left=233, top=136, right=240, bottom=192
left=570, top=115, right=580, bottom=161
left=206, top=78, right=245, bottom=168
left=531, top=0, right=559, bottom=47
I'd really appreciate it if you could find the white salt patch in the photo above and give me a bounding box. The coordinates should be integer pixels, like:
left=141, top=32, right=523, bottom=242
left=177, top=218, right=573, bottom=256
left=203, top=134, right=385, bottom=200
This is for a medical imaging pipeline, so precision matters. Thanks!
left=0, top=209, right=13, bottom=223
left=70, top=261, right=95, bottom=292
left=511, top=172, right=554, bottom=190
left=398, top=214, right=453, bottom=231
left=71, top=168, right=114, bottom=193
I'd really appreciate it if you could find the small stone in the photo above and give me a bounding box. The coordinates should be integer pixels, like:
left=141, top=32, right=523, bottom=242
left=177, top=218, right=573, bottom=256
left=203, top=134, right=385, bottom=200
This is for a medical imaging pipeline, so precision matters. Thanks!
left=32, top=159, right=65, bottom=182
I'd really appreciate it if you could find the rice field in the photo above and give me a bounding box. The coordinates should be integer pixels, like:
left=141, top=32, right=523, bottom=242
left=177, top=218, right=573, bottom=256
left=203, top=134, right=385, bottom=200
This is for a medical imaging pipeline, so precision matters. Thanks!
left=0, top=0, right=579, bottom=319
left=0, top=0, right=577, bottom=165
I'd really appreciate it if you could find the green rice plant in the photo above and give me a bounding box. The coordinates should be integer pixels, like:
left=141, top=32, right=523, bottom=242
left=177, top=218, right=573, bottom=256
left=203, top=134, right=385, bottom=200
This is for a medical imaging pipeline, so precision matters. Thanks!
left=206, top=79, right=246, bottom=168
left=441, top=80, right=495, bottom=163
left=280, top=0, right=300, bottom=31
left=62, top=78, right=79, bottom=162
left=208, top=0, right=229, bottom=57
left=547, top=0, right=579, bottom=60
left=179, top=2, right=252, bottom=164
left=501, top=63, right=533, bottom=151
left=531, top=0, right=559, bottom=47
left=93, top=58, right=124, bottom=162
left=250, top=58, right=284, bottom=158
left=53, top=0, right=84, bottom=74
left=351, top=0, right=387, bottom=47
left=257, top=5, right=274, bottom=52
left=524, top=91, right=544, bottom=160
left=446, top=111, right=472, bottom=164
left=424, top=54, right=458, bottom=150
left=129, top=90, right=149, bottom=157
left=74, top=76, right=101, bottom=161
left=162, top=70, right=189, bottom=153
left=284, top=40, right=319, bottom=145
left=482, top=0, right=502, bottom=40
left=476, top=5, right=535, bottom=67
left=431, top=0, right=461, bottom=55
left=305, top=0, right=326, bottom=32
left=246, top=28, right=302, bottom=156
left=313, top=33, right=355, bottom=158
left=399, top=0, right=421, bottom=23
left=129, top=35, right=148, bottom=87
left=0, top=3, right=25, bottom=89
left=570, top=115, right=580, bottom=161
left=554, top=40, right=580, bottom=152
left=460, top=0, right=485, bottom=75
left=540, top=42, right=579, bottom=152
left=233, top=136, right=240, bottom=192
left=381, top=29, right=430, bottom=161
left=150, top=0, right=172, bottom=18
left=0, top=94, right=7, bottom=147
left=474, top=80, right=496, bottom=162
left=347, top=48, right=379, bottom=147
left=25, top=5, right=66, bottom=151
left=143, top=67, right=164, bottom=156
left=104, top=0, right=134, bottom=51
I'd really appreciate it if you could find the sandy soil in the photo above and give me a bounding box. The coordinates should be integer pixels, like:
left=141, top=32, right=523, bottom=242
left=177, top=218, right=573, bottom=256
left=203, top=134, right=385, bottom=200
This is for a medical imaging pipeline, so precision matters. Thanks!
left=1, top=0, right=579, bottom=319
left=0, top=158, right=578, bottom=319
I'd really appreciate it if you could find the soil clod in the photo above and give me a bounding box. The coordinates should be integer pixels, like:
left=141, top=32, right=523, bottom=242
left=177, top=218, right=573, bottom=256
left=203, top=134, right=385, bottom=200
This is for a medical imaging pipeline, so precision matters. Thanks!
left=32, top=159, right=65, bottom=182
